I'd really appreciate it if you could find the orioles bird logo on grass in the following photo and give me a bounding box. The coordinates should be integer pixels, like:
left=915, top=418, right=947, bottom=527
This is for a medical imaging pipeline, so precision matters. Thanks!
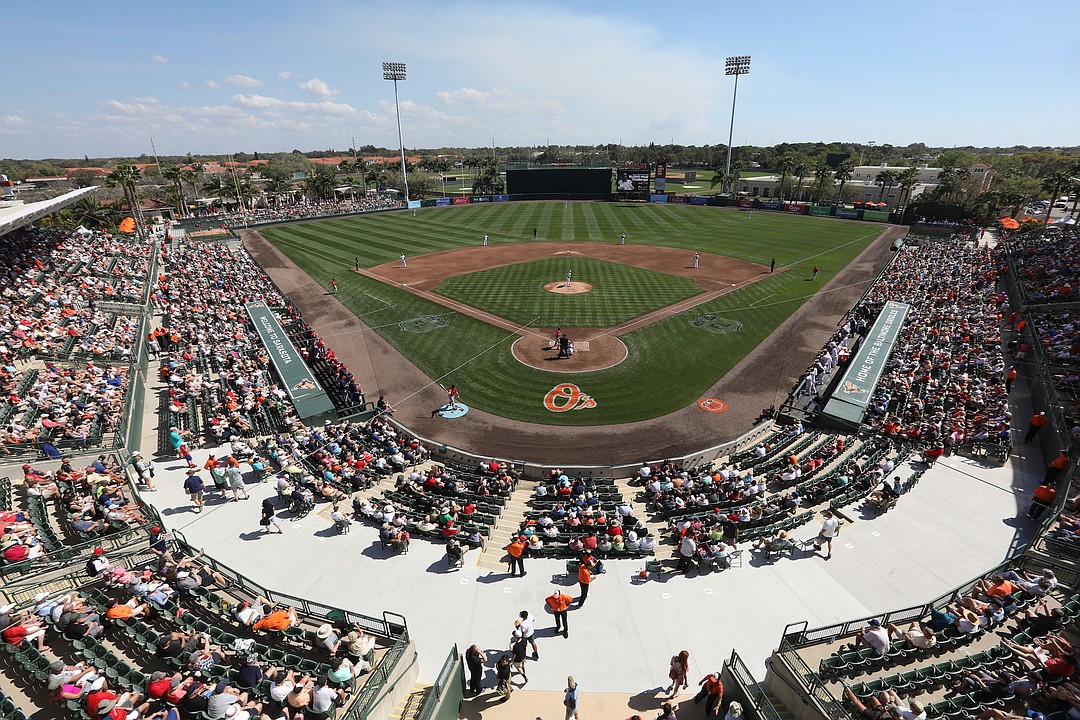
left=544, top=383, right=597, bottom=412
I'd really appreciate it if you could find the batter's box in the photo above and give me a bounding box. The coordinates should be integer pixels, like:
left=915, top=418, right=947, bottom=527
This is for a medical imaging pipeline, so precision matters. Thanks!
left=575, top=341, right=590, bottom=352
left=399, top=315, right=450, bottom=333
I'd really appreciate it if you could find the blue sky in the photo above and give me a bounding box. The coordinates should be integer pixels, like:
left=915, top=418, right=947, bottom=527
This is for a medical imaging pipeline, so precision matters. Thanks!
left=2, top=0, right=1078, bottom=159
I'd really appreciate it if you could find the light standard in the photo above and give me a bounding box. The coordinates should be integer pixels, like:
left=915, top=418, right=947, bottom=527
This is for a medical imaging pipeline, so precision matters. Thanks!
left=382, top=61, right=410, bottom=203
left=723, top=55, right=750, bottom=195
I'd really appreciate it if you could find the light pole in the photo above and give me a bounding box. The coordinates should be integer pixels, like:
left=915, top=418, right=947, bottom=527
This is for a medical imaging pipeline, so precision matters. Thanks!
left=723, top=55, right=750, bottom=195
left=382, top=61, right=410, bottom=203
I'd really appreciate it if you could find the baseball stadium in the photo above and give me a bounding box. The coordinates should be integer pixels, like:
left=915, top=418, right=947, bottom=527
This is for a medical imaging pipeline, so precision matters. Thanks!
left=0, top=166, right=1074, bottom=720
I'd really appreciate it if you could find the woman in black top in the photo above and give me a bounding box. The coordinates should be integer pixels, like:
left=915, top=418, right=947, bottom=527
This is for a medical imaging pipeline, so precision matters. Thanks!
left=465, top=645, right=484, bottom=696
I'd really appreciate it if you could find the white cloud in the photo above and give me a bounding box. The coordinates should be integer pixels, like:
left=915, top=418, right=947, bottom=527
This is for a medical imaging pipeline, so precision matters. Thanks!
left=205, top=80, right=220, bottom=89
left=177, top=81, right=191, bottom=90
left=132, top=96, right=160, bottom=104
left=298, top=78, right=339, bottom=98
left=151, top=54, right=168, bottom=64
left=233, top=94, right=286, bottom=110
left=277, top=70, right=293, bottom=80
left=224, top=74, right=264, bottom=88
left=0, top=114, right=29, bottom=127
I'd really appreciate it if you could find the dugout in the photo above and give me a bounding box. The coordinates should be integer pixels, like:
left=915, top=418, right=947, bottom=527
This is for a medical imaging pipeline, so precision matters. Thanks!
left=505, top=168, right=614, bottom=201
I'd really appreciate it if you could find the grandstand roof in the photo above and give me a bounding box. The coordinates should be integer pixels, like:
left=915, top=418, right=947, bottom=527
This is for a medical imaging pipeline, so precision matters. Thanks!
left=0, top=186, right=98, bottom=238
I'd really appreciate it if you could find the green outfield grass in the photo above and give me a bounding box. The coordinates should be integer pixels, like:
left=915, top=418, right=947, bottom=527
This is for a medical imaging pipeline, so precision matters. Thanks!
left=261, top=202, right=884, bottom=426
left=434, top=257, right=701, bottom=328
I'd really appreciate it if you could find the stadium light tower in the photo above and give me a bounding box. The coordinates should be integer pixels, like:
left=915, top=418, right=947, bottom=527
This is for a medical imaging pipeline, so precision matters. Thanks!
left=382, top=61, right=410, bottom=202
left=723, top=55, right=751, bottom=195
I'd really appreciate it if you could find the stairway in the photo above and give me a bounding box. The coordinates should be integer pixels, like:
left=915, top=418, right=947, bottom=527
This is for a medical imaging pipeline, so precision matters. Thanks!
left=761, top=688, right=800, bottom=720
left=387, top=682, right=430, bottom=720
left=475, top=481, right=535, bottom=571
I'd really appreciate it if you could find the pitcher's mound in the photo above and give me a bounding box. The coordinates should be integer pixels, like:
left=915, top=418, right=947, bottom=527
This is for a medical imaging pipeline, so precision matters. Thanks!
left=545, top=281, right=593, bottom=295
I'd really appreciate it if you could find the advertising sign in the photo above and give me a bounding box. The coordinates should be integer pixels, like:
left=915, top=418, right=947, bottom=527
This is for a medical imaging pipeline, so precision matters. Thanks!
left=862, top=210, right=890, bottom=222
left=809, top=205, right=832, bottom=216
left=617, top=169, right=651, bottom=194
left=738, top=198, right=754, bottom=209
left=654, top=177, right=666, bottom=193
left=655, top=155, right=667, bottom=178
left=785, top=203, right=805, bottom=214
left=760, top=201, right=783, bottom=211
left=452, top=196, right=470, bottom=205
left=492, top=195, right=510, bottom=203
left=836, top=208, right=861, bottom=219
left=689, top=196, right=708, bottom=206
left=435, top=197, right=452, bottom=206
left=649, top=194, right=669, bottom=203
left=407, top=199, right=422, bottom=209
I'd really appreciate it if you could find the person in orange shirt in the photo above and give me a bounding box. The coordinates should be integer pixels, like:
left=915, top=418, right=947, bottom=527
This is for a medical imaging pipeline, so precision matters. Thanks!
left=1028, top=483, right=1057, bottom=521
left=693, top=671, right=724, bottom=716
left=253, top=604, right=298, bottom=632
left=1025, top=412, right=1048, bottom=443
left=105, top=598, right=150, bottom=620
left=505, top=537, right=526, bottom=577
left=1005, top=366, right=1018, bottom=393
left=577, top=562, right=593, bottom=606
left=1045, top=450, right=1070, bottom=484
left=545, top=590, right=573, bottom=637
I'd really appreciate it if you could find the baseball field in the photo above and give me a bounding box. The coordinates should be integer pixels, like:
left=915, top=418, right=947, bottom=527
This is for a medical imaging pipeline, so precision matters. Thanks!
left=260, top=202, right=886, bottom=426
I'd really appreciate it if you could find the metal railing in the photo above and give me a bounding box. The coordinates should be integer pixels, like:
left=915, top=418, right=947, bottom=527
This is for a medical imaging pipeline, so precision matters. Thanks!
left=416, top=645, right=460, bottom=720
left=775, top=639, right=846, bottom=719
left=728, top=650, right=785, bottom=720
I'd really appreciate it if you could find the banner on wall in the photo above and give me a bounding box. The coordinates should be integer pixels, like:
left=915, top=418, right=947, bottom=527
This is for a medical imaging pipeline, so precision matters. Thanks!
left=760, top=200, right=783, bottom=211
left=689, top=196, right=708, bottom=206
left=836, top=208, right=861, bottom=219
left=435, top=197, right=452, bottom=206
left=654, top=177, right=666, bottom=193
left=862, top=210, right=890, bottom=222
left=809, top=205, right=832, bottom=216
left=785, top=203, right=805, bottom=214
left=649, top=194, right=669, bottom=203
left=738, top=198, right=753, bottom=209
left=471, top=196, right=491, bottom=203
left=492, top=195, right=510, bottom=203
left=407, top=200, right=422, bottom=209
left=452, top=197, right=470, bottom=205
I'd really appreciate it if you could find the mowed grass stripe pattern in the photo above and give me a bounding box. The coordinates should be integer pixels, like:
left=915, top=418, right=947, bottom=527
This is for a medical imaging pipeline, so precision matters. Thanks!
left=261, top=203, right=884, bottom=426
left=434, top=257, right=701, bottom=328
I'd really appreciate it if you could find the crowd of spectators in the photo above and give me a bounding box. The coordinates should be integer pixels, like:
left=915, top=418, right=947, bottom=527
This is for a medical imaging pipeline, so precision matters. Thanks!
left=842, top=240, right=1011, bottom=455
left=996, top=228, right=1080, bottom=438
left=188, top=195, right=403, bottom=229
left=0, top=227, right=151, bottom=454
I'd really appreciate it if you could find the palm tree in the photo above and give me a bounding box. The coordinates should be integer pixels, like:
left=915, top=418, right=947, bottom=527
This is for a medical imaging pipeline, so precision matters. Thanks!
left=180, top=168, right=200, bottom=208
left=354, top=158, right=369, bottom=195
left=302, top=170, right=335, bottom=202
left=792, top=161, right=811, bottom=202
left=709, top=164, right=742, bottom=193
left=1040, top=170, right=1071, bottom=223
left=936, top=167, right=967, bottom=202
left=69, top=196, right=120, bottom=230
left=833, top=160, right=854, bottom=204
left=896, top=166, right=921, bottom=212
left=202, top=175, right=226, bottom=199
left=875, top=169, right=899, bottom=204
left=161, top=165, right=185, bottom=217
left=811, top=164, right=833, bottom=204
left=775, top=155, right=794, bottom=201
left=105, top=164, right=147, bottom=237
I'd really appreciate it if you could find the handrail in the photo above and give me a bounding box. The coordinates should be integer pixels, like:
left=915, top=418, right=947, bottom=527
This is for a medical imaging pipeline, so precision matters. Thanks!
left=416, top=644, right=460, bottom=720
left=728, top=650, right=785, bottom=720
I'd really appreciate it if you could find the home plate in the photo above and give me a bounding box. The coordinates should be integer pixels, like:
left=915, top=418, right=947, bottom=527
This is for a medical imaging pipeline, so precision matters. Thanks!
left=576, top=341, right=590, bottom=351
